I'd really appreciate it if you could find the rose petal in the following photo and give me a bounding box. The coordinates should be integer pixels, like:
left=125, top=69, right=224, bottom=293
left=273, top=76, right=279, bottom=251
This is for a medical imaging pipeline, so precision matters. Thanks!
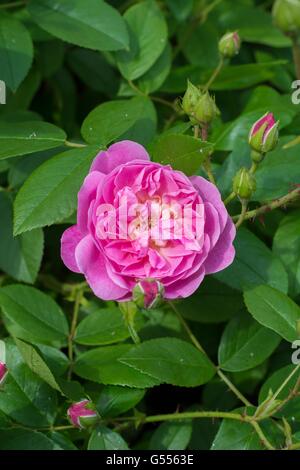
left=61, top=225, right=83, bottom=273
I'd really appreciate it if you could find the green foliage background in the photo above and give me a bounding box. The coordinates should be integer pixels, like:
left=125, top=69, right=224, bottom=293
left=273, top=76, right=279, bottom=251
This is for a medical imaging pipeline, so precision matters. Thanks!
left=0, top=0, right=300, bottom=451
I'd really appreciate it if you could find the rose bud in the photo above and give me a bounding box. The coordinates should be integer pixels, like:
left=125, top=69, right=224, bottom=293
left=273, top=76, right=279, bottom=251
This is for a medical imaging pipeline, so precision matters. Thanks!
left=194, top=91, right=220, bottom=125
left=0, top=361, right=8, bottom=387
left=182, top=80, right=202, bottom=118
left=272, top=0, right=300, bottom=33
left=249, top=112, right=279, bottom=154
left=218, top=31, right=241, bottom=58
left=233, top=168, right=256, bottom=200
left=67, top=400, right=99, bottom=429
left=133, top=279, right=164, bottom=309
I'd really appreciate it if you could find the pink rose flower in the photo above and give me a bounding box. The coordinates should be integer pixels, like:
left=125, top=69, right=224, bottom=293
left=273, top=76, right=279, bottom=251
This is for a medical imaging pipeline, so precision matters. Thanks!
left=61, top=141, right=235, bottom=301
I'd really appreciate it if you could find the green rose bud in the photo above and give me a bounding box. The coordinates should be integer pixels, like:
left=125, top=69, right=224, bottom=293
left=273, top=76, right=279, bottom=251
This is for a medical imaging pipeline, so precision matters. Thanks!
left=194, top=91, right=220, bottom=125
left=218, top=31, right=241, bottom=58
left=233, top=168, right=256, bottom=200
left=182, top=80, right=202, bottom=118
left=272, top=0, right=300, bottom=33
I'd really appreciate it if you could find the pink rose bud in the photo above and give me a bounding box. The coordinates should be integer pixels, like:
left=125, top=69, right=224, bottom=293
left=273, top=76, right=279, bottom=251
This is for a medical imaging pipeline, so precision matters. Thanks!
left=219, top=31, right=241, bottom=58
left=133, top=279, right=164, bottom=309
left=0, top=362, right=8, bottom=387
left=249, top=112, right=279, bottom=154
left=67, top=400, right=99, bottom=429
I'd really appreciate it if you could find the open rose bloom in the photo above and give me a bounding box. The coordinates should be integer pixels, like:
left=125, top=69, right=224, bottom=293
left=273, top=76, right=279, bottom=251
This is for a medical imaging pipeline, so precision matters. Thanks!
left=61, top=141, right=235, bottom=301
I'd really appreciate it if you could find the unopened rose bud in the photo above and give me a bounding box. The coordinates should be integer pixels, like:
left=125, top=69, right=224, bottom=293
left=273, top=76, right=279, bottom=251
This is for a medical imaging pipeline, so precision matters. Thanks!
left=67, top=400, right=99, bottom=429
left=272, top=0, right=300, bottom=33
left=133, top=279, right=164, bottom=309
left=194, top=91, right=220, bottom=125
left=182, top=80, right=202, bottom=118
left=0, top=362, right=8, bottom=387
left=249, top=112, right=279, bottom=154
left=233, top=168, right=256, bottom=200
left=218, top=31, right=241, bottom=58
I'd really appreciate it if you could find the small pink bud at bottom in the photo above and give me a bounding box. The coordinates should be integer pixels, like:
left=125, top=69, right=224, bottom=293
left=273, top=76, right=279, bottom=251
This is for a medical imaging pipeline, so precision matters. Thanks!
left=133, top=279, right=164, bottom=309
left=0, top=362, right=8, bottom=386
left=67, top=400, right=99, bottom=429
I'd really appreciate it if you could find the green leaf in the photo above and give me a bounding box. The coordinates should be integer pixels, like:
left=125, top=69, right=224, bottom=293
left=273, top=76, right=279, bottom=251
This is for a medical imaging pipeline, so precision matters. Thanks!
left=67, top=48, right=119, bottom=95
left=88, top=425, right=129, bottom=450
left=81, top=96, right=156, bottom=147
left=211, top=414, right=283, bottom=450
left=151, top=134, right=213, bottom=176
left=218, top=311, right=281, bottom=372
left=0, top=285, right=69, bottom=346
left=116, top=0, right=168, bottom=80
left=0, top=429, right=60, bottom=450
left=119, top=338, right=216, bottom=387
left=149, top=421, right=192, bottom=450
left=0, top=341, right=57, bottom=427
left=96, top=385, right=145, bottom=418
left=75, top=307, right=142, bottom=346
left=161, top=62, right=283, bottom=94
left=254, top=137, right=300, bottom=201
left=177, top=278, right=243, bottom=324
left=13, top=145, right=99, bottom=234
left=28, top=0, right=129, bottom=51
left=244, top=285, right=300, bottom=343
left=0, top=192, right=43, bottom=283
left=181, top=22, right=220, bottom=68
left=0, top=15, right=33, bottom=92
left=273, top=211, right=300, bottom=298
left=259, top=365, right=300, bottom=420
left=0, top=121, right=66, bottom=161
left=74, top=344, right=161, bottom=388
left=218, top=5, right=291, bottom=48
left=166, top=0, right=193, bottom=21
left=137, top=43, right=172, bottom=94
left=215, top=228, right=288, bottom=294
left=14, top=338, right=62, bottom=392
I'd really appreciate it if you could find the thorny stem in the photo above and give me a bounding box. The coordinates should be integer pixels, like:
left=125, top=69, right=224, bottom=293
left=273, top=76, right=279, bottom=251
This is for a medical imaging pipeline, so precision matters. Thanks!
left=292, top=35, right=300, bottom=80
left=168, top=301, right=251, bottom=407
left=68, top=289, right=84, bottom=377
left=232, top=187, right=300, bottom=223
left=235, top=199, right=248, bottom=229
left=203, top=56, right=224, bottom=92
left=0, top=1, right=26, bottom=8
left=224, top=191, right=236, bottom=206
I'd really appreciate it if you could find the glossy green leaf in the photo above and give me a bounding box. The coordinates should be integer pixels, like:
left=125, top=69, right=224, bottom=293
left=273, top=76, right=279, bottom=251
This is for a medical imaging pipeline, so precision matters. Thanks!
left=177, top=278, right=243, bottom=324
left=119, top=338, right=216, bottom=387
left=75, top=307, right=139, bottom=346
left=0, top=285, right=69, bottom=346
left=0, top=121, right=66, bottom=161
left=116, top=0, right=168, bottom=80
left=218, top=311, right=281, bottom=372
left=166, top=0, right=193, bottom=21
left=0, top=15, right=33, bottom=92
left=28, top=0, right=129, bottom=51
left=151, top=134, right=213, bottom=175
left=74, top=344, right=161, bottom=388
left=96, top=385, right=145, bottom=418
left=88, top=425, right=129, bottom=450
left=0, top=430, right=60, bottom=450
left=137, top=43, right=172, bottom=94
left=149, top=421, right=192, bottom=450
left=81, top=96, right=156, bottom=147
left=273, top=211, right=300, bottom=298
left=215, top=228, right=288, bottom=294
left=0, top=192, right=43, bottom=283
left=15, top=338, right=62, bottom=392
left=0, top=341, right=57, bottom=427
left=244, top=285, right=300, bottom=343
left=13, top=146, right=99, bottom=234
